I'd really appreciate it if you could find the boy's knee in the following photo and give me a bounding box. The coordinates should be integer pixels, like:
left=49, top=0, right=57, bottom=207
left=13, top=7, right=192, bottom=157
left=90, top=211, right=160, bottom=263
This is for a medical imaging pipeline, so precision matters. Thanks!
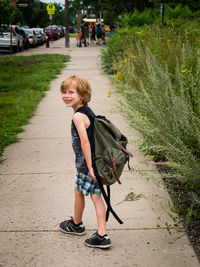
left=74, top=188, right=84, bottom=198
left=90, top=193, right=101, bottom=202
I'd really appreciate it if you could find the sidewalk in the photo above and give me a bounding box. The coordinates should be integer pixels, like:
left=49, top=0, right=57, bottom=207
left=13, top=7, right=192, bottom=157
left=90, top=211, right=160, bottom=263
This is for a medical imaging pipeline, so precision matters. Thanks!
left=0, top=38, right=199, bottom=267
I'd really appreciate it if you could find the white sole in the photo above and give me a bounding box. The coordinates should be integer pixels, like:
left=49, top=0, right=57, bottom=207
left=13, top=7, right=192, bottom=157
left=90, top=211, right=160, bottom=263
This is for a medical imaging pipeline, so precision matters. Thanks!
left=59, top=227, right=86, bottom=236
left=84, top=241, right=111, bottom=249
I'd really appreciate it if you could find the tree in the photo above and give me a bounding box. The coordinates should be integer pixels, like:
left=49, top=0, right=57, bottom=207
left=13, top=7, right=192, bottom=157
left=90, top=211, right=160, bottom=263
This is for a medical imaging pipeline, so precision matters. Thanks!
left=68, top=0, right=154, bottom=24
left=0, top=0, right=19, bottom=26
left=15, top=0, right=49, bottom=27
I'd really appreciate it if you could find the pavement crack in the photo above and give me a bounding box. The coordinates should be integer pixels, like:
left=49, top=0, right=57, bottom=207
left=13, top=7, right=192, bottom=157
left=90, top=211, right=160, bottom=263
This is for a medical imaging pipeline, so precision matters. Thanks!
left=0, top=227, right=178, bottom=233
left=0, top=172, right=54, bottom=176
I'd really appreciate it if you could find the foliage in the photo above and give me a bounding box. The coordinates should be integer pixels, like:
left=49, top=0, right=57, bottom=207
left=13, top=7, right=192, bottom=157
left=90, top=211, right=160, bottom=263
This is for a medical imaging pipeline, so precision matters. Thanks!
left=118, top=9, right=158, bottom=27
left=101, top=11, right=200, bottom=225
left=0, top=54, right=69, bottom=157
left=0, top=0, right=19, bottom=26
left=0, top=0, right=65, bottom=28
left=69, top=0, right=154, bottom=24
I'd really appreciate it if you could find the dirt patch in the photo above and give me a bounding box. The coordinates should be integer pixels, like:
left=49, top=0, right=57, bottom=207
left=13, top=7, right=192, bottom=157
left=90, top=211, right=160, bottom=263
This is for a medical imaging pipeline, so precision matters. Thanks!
left=162, top=176, right=200, bottom=262
left=17, top=61, right=40, bottom=67
left=0, top=91, right=9, bottom=94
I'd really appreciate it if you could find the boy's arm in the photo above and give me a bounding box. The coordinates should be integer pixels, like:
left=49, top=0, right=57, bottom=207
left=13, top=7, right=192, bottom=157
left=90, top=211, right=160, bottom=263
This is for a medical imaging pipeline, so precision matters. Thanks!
left=73, top=113, right=97, bottom=181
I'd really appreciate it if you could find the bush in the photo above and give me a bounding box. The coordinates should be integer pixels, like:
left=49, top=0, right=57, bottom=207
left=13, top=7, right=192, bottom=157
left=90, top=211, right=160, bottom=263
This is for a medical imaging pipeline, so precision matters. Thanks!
left=119, top=9, right=158, bottom=27
left=102, top=18, right=200, bottom=223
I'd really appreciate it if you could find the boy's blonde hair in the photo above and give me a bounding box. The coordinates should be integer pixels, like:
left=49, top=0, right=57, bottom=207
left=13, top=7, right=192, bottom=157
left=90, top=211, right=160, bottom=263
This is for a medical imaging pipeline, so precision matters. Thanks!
left=60, top=75, right=91, bottom=105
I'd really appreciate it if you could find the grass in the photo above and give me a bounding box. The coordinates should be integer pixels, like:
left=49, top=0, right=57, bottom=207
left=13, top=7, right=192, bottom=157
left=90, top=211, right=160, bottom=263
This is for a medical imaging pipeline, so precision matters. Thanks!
left=0, top=54, right=70, bottom=157
left=70, top=33, right=78, bottom=38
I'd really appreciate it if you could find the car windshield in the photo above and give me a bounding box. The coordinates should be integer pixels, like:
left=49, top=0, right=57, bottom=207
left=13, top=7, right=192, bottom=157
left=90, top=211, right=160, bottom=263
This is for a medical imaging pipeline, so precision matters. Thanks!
left=24, top=29, right=33, bottom=34
left=0, top=26, right=11, bottom=33
left=46, top=27, right=56, bottom=31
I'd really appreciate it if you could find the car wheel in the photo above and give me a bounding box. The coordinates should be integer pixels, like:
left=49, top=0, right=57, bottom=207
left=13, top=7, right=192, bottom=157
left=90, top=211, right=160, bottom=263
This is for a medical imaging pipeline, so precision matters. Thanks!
left=14, top=44, right=20, bottom=53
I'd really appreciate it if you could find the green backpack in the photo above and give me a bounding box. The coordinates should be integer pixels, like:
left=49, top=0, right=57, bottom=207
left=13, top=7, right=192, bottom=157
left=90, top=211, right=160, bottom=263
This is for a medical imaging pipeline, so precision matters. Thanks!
left=76, top=107, right=133, bottom=224
left=93, top=116, right=133, bottom=185
left=92, top=115, right=133, bottom=224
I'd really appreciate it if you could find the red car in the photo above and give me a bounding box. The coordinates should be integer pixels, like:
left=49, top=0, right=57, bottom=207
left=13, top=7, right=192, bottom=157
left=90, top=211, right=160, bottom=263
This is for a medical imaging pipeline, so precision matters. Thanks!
left=44, top=26, right=60, bottom=40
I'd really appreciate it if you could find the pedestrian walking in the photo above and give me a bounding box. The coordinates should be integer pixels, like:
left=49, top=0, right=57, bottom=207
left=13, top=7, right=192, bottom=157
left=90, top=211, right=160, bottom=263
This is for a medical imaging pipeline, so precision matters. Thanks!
left=84, top=22, right=90, bottom=46
left=77, top=29, right=82, bottom=47
left=59, top=75, right=111, bottom=249
left=91, top=23, right=96, bottom=44
left=96, top=23, right=102, bottom=45
left=80, top=21, right=87, bottom=47
left=101, top=23, right=106, bottom=45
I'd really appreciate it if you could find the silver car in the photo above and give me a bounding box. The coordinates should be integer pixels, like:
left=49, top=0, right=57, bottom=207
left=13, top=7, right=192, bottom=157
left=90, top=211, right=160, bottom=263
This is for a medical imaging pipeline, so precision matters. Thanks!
left=23, top=29, right=38, bottom=47
left=32, top=28, right=46, bottom=44
left=0, top=25, right=23, bottom=52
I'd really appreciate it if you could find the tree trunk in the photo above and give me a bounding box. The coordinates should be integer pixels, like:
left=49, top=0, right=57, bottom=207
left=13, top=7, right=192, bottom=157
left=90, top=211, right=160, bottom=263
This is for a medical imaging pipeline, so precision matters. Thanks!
left=77, top=9, right=81, bottom=31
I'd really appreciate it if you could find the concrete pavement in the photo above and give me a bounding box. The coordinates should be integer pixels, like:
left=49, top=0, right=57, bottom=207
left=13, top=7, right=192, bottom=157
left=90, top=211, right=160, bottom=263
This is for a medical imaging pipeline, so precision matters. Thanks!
left=0, top=38, right=199, bottom=267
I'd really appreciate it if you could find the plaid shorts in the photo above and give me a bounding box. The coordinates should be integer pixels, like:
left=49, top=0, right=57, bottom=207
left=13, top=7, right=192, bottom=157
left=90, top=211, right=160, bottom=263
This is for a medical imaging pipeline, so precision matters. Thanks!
left=75, top=172, right=101, bottom=196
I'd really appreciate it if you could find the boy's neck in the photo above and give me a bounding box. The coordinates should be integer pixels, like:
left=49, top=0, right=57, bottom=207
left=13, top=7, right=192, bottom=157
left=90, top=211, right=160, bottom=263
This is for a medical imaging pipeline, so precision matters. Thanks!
left=73, top=104, right=84, bottom=112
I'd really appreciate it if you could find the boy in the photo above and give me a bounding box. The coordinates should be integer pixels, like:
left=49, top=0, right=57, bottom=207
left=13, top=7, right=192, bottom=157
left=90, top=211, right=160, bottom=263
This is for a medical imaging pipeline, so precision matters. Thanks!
left=59, top=75, right=111, bottom=249
left=77, top=29, right=82, bottom=47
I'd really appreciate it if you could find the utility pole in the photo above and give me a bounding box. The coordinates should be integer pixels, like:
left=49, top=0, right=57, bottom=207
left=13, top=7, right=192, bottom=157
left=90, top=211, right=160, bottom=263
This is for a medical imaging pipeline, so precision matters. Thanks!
left=65, top=0, right=70, bottom=47
left=77, top=9, right=81, bottom=31
left=160, top=3, right=164, bottom=26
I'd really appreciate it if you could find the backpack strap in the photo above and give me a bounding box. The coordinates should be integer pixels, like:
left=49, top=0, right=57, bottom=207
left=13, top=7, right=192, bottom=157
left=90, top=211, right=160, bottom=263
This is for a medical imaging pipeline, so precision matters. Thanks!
left=93, top=163, right=124, bottom=224
left=106, top=185, right=110, bottom=221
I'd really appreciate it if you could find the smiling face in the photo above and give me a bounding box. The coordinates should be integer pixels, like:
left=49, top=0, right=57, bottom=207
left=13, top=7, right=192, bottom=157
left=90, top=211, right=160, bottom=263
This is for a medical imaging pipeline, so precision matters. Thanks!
left=62, top=86, right=83, bottom=111
left=60, top=75, right=91, bottom=109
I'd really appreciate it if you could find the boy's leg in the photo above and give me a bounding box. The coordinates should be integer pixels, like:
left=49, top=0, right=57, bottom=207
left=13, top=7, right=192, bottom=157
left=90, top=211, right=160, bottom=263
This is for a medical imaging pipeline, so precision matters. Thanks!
left=59, top=188, right=86, bottom=235
left=90, top=194, right=106, bottom=236
left=74, top=188, right=85, bottom=224
left=84, top=194, right=111, bottom=248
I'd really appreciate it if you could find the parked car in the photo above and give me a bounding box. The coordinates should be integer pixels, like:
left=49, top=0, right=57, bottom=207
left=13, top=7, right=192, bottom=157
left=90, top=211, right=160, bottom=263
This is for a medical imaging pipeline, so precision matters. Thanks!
left=18, top=27, right=30, bottom=49
left=31, top=28, right=43, bottom=45
left=57, top=25, right=65, bottom=37
left=44, top=26, right=60, bottom=40
left=0, top=25, right=23, bottom=52
left=39, top=28, right=47, bottom=43
left=21, top=25, right=30, bottom=29
left=23, top=28, right=38, bottom=47
left=31, top=28, right=46, bottom=44
left=69, top=26, right=77, bottom=33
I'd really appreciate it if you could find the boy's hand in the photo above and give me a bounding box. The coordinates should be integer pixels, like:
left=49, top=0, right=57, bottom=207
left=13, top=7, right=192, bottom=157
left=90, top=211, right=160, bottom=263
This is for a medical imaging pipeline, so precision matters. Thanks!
left=89, top=168, right=97, bottom=182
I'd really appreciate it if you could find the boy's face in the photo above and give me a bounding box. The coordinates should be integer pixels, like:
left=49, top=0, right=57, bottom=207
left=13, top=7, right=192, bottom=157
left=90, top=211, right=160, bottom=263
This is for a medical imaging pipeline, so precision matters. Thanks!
left=62, top=86, right=83, bottom=111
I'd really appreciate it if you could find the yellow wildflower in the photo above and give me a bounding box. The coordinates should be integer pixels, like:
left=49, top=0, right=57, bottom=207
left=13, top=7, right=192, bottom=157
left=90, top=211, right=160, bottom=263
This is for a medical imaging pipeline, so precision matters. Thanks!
left=119, top=63, right=123, bottom=68
left=122, top=58, right=128, bottom=63
left=131, top=56, right=136, bottom=59
left=107, top=90, right=111, bottom=97
left=181, top=69, right=189, bottom=73
left=136, top=31, right=142, bottom=34
left=116, top=72, right=121, bottom=82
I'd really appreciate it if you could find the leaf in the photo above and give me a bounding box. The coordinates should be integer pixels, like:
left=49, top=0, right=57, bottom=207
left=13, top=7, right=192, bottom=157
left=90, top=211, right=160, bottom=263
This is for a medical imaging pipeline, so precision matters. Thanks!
left=125, top=192, right=144, bottom=201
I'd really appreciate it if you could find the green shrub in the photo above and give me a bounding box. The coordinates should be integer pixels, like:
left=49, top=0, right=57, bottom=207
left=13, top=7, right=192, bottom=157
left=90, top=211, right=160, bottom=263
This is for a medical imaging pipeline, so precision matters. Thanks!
left=119, top=9, right=158, bottom=27
left=102, top=16, right=200, bottom=223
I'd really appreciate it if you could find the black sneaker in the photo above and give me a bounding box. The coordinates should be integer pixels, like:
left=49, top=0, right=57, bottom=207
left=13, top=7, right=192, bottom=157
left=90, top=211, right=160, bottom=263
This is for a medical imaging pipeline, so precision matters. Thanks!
left=85, top=232, right=111, bottom=249
left=59, top=217, right=86, bottom=236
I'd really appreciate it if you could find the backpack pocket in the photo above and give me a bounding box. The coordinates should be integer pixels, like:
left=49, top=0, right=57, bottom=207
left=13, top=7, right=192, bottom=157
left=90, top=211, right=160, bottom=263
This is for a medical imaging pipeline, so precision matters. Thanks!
left=96, top=147, right=126, bottom=185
